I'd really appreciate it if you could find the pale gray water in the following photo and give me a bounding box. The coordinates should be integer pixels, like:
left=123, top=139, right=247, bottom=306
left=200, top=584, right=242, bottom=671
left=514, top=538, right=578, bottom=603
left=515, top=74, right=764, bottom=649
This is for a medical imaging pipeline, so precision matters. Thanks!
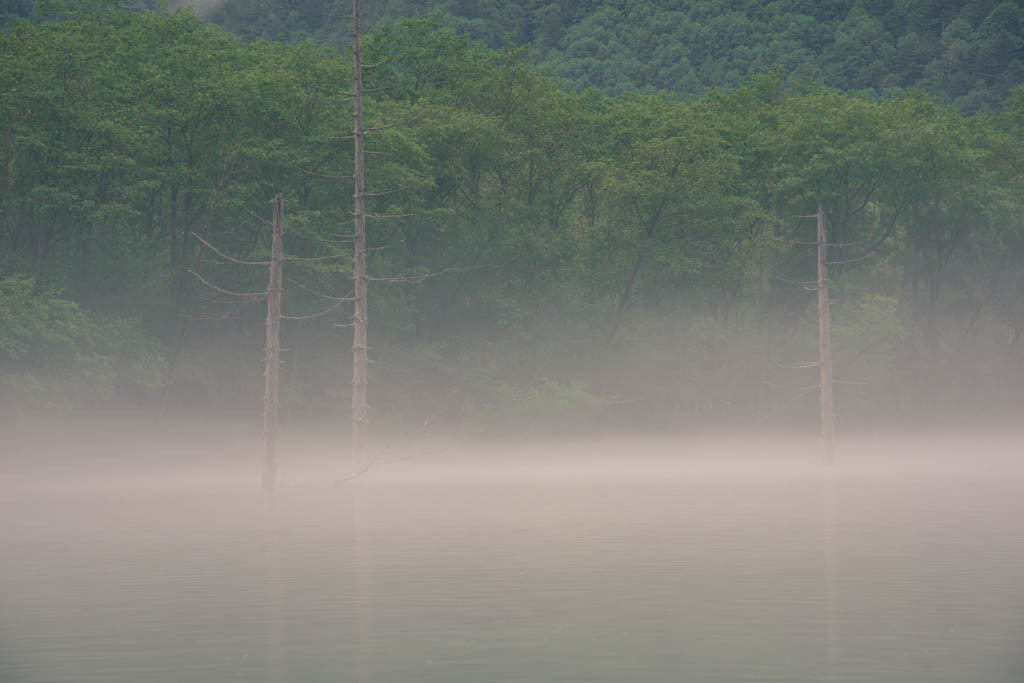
left=2, top=436, right=1024, bottom=682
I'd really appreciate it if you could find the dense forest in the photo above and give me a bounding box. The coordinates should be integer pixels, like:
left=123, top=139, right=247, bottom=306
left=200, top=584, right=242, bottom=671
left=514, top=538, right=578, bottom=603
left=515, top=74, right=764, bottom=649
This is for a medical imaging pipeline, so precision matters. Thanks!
left=208, top=0, right=1024, bottom=113
left=6, top=1, right=1024, bottom=110
left=2, top=1, right=1023, bottom=432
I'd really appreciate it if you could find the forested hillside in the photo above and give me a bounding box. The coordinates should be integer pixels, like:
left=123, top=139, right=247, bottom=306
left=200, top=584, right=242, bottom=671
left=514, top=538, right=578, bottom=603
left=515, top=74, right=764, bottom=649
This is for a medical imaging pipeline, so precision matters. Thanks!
left=126, top=0, right=1024, bottom=112
left=5, top=1, right=1024, bottom=110
left=2, top=3, right=1024, bottom=432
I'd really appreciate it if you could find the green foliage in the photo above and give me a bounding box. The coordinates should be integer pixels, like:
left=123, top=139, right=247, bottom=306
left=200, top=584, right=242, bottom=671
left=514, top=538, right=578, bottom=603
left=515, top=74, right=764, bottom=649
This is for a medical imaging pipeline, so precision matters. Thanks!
left=186, top=0, right=1024, bottom=112
left=0, top=274, right=167, bottom=408
left=3, top=2, right=1024, bottom=428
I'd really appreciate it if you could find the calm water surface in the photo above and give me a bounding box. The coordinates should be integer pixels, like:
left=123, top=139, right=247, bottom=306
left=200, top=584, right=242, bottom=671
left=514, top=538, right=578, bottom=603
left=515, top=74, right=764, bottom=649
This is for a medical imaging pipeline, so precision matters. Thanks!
left=3, top=438, right=1023, bottom=682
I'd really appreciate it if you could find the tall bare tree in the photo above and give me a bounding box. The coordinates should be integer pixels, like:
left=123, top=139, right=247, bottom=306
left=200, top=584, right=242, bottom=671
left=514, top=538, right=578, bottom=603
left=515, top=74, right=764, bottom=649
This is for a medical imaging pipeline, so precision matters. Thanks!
left=350, top=0, right=369, bottom=471
left=263, top=194, right=285, bottom=490
left=816, top=206, right=835, bottom=461
left=189, top=194, right=286, bottom=491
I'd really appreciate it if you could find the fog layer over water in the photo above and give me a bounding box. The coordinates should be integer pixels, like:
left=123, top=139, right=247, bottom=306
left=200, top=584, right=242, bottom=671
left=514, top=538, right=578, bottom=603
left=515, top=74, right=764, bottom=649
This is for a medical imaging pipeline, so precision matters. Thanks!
left=3, top=427, right=1024, bottom=682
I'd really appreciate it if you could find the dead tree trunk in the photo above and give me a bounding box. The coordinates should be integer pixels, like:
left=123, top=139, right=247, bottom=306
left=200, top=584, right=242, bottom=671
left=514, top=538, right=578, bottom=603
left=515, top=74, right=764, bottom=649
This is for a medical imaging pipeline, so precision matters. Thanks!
left=817, top=206, right=835, bottom=462
left=263, top=194, right=285, bottom=491
left=351, top=0, right=369, bottom=472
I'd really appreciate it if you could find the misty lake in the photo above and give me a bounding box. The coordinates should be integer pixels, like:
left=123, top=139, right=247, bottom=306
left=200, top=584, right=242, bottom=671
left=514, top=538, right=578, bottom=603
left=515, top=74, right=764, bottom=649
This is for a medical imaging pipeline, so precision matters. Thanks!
left=3, top=433, right=1023, bottom=682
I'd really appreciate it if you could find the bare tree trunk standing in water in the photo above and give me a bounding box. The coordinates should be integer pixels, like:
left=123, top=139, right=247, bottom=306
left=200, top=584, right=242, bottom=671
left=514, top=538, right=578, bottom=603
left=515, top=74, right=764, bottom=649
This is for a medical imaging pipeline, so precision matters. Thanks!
left=817, top=206, right=835, bottom=462
left=263, top=194, right=285, bottom=491
left=350, top=0, right=369, bottom=474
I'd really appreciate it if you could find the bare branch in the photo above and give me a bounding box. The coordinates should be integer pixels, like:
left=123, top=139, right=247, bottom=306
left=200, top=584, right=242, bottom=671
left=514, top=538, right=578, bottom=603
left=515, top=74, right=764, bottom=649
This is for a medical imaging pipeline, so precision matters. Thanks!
left=284, top=276, right=355, bottom=302
left=283, top=73, right=355, bottom=98
left=188, top=269, right=267, bottom=299
left=302, top=91, right=355, bottom=106
left=192, top=233, right=270, bottom=266
left=771, top=274, right=818, bottom=288
left=761, top=380, right=820, bottom=390
left=361, top=180, right=425, bottom=198
left=281, top=300, right=345, bottom=320
left=288, top=232, right=355, bottom=245
left=775, top=360, right=820, bottom=369
left=245, top=210, right=272, bottom=225
left=828, top=247, right=885, bottom=265
left=197, top=296, right=246, bottom=306
left=320, top=87, right=355, bottom=97
left=297, top=167, right=355, bottom=180
left=209, top=229, right=249, bottom=239
left=754, top=384, right=820, bottom=424
left=283, top=252, right=349, bottom=263
left=829, top=197, right=911, bottom=264
left=187, top=311, right=241, bottom=321
left=359, top=73, right=437, bottom=95
left=363, top=116, right=426, bottom=133
left=367, top=266, right=456, bottom=283
left=366, top=212, right=413, bottom=219
left=332, top=387, right=461, bottom=486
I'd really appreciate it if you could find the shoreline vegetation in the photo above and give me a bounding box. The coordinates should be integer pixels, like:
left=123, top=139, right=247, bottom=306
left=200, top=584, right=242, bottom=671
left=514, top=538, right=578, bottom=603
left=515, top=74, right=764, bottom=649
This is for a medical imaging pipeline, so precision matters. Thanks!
left=2, top=1, right=1024, bottom=435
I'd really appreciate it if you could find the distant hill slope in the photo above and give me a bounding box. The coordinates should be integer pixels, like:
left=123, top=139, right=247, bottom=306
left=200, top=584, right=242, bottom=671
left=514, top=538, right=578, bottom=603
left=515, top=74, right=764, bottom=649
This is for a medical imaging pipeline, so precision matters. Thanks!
left=4, top=0, right=1022, bottom=110
left=203, top=0, right=1024, bottom=112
